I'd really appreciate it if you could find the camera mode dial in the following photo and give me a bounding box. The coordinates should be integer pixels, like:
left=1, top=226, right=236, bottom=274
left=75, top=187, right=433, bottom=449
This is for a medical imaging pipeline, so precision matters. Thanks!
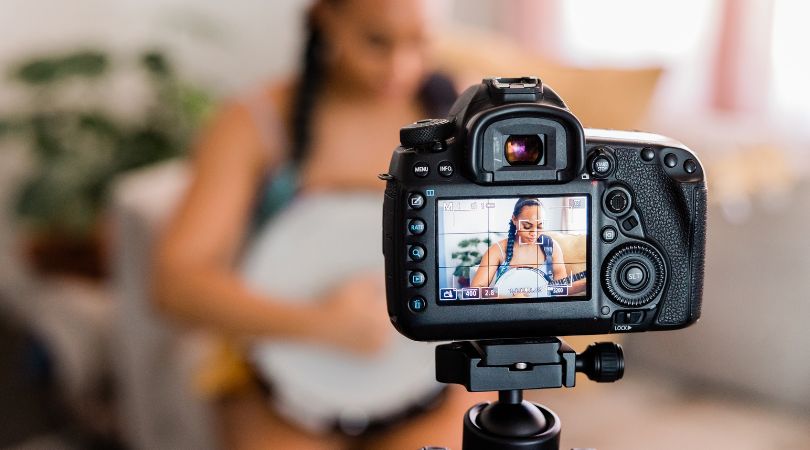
left=602, top=243, right=666, bottom=307
left=400, top=118, right=454, bottom=151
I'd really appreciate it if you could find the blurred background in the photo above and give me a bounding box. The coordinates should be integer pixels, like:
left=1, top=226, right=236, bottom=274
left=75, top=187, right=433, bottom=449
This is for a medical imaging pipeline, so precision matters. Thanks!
left=0, top=0, right=809, bottom=449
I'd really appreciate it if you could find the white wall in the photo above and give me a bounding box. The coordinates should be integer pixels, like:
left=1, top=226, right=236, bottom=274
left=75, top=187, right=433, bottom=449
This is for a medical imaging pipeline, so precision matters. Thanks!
left=0, top=0, right=309, bottom=97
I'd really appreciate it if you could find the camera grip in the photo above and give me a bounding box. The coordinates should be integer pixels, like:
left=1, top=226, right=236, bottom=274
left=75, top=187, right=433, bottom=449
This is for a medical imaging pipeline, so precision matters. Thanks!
left=613, top=148, right=706, bottom=327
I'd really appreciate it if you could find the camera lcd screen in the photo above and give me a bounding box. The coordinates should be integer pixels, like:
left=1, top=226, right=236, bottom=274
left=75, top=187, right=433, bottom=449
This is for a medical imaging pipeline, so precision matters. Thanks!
left=437, top=196, right=589, bottom=302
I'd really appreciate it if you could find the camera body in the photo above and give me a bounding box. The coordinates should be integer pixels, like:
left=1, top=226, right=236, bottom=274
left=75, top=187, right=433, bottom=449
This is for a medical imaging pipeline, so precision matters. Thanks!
left=382, top=77, right=706, bottom=341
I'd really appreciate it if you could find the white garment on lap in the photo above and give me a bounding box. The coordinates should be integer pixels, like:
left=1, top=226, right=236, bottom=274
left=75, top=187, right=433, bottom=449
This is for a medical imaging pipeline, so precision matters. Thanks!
left=240, top=192, right=438, bottom=433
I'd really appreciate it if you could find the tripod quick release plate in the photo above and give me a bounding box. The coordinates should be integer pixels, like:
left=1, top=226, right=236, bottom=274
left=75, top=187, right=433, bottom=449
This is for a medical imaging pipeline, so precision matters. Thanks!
left=435, top=338, right=623, bottom=392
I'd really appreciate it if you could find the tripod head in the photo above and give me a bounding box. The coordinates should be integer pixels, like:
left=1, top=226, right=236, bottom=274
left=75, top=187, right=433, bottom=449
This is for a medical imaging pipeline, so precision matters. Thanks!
left=432, top=337, right=623, bottom=450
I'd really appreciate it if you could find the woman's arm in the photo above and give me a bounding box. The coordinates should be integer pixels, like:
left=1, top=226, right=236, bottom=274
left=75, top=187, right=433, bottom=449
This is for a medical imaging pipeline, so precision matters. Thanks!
left=551, top=239, right=568, bottom=282
left=550, top=239, right=587, bottom=295
left=152, top=100, right=317, bottom=338
left=470, top=243, right=503, bottom=288
left=152, top=98, right=391, bottom=353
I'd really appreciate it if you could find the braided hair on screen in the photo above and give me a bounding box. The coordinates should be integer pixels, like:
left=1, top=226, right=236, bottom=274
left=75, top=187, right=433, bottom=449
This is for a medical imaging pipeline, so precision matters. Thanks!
left=496, top=198, right=545, bottom=280
left=289, top=2, right=457, bottom=165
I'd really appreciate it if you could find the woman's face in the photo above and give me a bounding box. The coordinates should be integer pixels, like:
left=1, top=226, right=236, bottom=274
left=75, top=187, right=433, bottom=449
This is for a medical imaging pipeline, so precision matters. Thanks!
left=319, top=0, right=434, bottom=100
left=513, top=205, right=544, bottom=246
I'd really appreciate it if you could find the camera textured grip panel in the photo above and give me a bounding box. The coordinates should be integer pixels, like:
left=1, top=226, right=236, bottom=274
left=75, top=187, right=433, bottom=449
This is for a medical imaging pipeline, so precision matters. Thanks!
left=689, top=186, right=707, bottom=321
left=613, top=148, right=703, bottom=326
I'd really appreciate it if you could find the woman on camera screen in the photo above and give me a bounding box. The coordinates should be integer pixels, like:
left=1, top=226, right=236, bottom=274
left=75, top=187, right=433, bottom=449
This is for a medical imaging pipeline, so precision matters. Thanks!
left=471, top=197, right=587, bottom=298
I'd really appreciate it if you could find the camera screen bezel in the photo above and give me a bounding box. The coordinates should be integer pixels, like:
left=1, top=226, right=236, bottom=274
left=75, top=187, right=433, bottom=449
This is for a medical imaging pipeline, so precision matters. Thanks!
left=433, top=193, right=593, bottom=306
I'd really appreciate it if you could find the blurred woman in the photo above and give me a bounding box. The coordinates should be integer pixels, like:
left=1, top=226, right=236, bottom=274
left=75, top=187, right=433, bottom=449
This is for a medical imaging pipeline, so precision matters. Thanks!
left=153, top=0, right=486, bottom=449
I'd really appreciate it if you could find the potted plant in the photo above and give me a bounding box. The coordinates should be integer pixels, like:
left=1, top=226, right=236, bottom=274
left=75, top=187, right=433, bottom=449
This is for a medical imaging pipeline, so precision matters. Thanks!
left=0, top=48, right=213, bottom=278
left=451, top=236, right=492, bottom=287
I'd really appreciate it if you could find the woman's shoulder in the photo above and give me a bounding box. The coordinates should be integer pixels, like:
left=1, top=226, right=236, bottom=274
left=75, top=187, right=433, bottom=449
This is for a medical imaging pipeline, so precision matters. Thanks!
left=488, top=239, right=509, bottom=254
left=254, top=77, right=296, bottom=114
left=223, top=77, right=297, bottom=165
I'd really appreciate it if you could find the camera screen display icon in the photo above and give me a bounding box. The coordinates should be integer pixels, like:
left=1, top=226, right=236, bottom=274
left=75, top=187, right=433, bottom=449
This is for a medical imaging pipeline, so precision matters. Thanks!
left=481, top=287, right=498, bottom=299
left=440, top=288, right=457, bottom=300
left=461, top=288, right=480, bottom=299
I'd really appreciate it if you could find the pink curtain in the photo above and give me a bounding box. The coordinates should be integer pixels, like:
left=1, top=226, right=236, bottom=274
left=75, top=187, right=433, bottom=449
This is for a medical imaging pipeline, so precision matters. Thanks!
left=711, top=0, right=775, bottom=114
left=497, top=0, right=562, bottom=59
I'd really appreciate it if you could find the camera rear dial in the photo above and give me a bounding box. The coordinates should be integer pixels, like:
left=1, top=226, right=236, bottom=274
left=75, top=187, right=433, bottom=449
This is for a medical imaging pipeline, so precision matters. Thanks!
left=602, top=243, right=666, bottom=308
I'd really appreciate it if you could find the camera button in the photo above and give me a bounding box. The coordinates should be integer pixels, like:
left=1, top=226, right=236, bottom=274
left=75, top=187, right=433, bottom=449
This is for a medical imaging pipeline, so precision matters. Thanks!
left=408, top=270, right=426, bottom=287
left=437, top=161, right=454, bottom=177
left=684, top=159, right=697, bottom=174
left=664, top=153, right=678, bottom=168
left=408, top=244, right=426, bottom=262
left=641, top=147, right=656, bottom=162
left=620, top=263, right=647, bottom=291
left=408, top=219, right=426, bottom=235
left=621, top=216, right=639, bottom=231
left=413, top=161, right=430, bottom=177
left=601, top=226, right=618, bottom=243
left=408, top=296, right=427, bottom=313
left=408, top=193, right=425, bottom=210
left=590, top=155, right=613, bottom=177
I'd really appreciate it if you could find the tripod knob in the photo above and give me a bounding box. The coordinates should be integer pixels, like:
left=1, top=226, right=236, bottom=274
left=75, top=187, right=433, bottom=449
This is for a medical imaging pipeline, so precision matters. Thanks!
left=575, top=342, right=624, bottom=382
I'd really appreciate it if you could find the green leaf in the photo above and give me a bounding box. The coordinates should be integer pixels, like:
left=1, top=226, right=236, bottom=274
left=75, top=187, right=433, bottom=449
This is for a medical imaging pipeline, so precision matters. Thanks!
left=141, top=50, right=171, bottom=78
left=0, top=118, right=19, bottom=137
left=11, top=50, right=108, bottom=85
left=453, top=266, right=470, bottom=279
left=78, top=112, right=120, bottom=139
left=116, top=128, right=176, bottom=171
left=61, top=50, right=108, bottom=78
left=178, top=85, right=213, bottom=123
left=30, top=114, right=65, bottom=159
left=13, top=59, right=60, bottom=84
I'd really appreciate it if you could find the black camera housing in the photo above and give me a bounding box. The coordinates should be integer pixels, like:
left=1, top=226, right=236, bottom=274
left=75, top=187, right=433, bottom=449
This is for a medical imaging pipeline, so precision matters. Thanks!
left=382, top=77, right=707, bottom=341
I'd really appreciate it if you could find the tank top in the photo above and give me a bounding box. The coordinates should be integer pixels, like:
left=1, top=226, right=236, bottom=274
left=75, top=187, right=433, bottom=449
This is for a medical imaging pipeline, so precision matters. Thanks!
left=492, top=234, right=555, bottom=285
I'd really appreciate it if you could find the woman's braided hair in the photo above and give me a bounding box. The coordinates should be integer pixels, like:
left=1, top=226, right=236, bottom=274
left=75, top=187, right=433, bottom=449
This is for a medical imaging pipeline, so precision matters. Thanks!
left=496, top=197, right=545, bottom=280
left=289, top=7, right=328, bottom=165
left=289, top=1, right=456, bottom=165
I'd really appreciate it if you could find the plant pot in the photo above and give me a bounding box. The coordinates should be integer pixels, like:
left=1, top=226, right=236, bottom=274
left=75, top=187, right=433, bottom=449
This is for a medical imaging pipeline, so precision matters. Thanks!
left=23, top=226, right=109, bottom=280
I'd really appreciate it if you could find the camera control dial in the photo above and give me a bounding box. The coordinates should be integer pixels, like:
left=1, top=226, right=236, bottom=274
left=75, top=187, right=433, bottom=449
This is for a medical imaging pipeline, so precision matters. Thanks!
left=602, top=243, right=666, bottom=307
left=400, top=118, right=454, bottom=150
left=603, top=187, right=632, bottom=216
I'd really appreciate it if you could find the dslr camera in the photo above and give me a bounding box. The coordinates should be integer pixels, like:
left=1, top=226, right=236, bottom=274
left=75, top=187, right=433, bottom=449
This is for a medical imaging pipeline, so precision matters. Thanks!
left=382, top=77, right=707, bottom=341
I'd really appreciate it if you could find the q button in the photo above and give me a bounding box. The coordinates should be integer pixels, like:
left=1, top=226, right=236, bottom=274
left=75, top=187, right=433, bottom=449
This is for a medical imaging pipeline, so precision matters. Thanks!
left=408, top=244, right=426, bottom=262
